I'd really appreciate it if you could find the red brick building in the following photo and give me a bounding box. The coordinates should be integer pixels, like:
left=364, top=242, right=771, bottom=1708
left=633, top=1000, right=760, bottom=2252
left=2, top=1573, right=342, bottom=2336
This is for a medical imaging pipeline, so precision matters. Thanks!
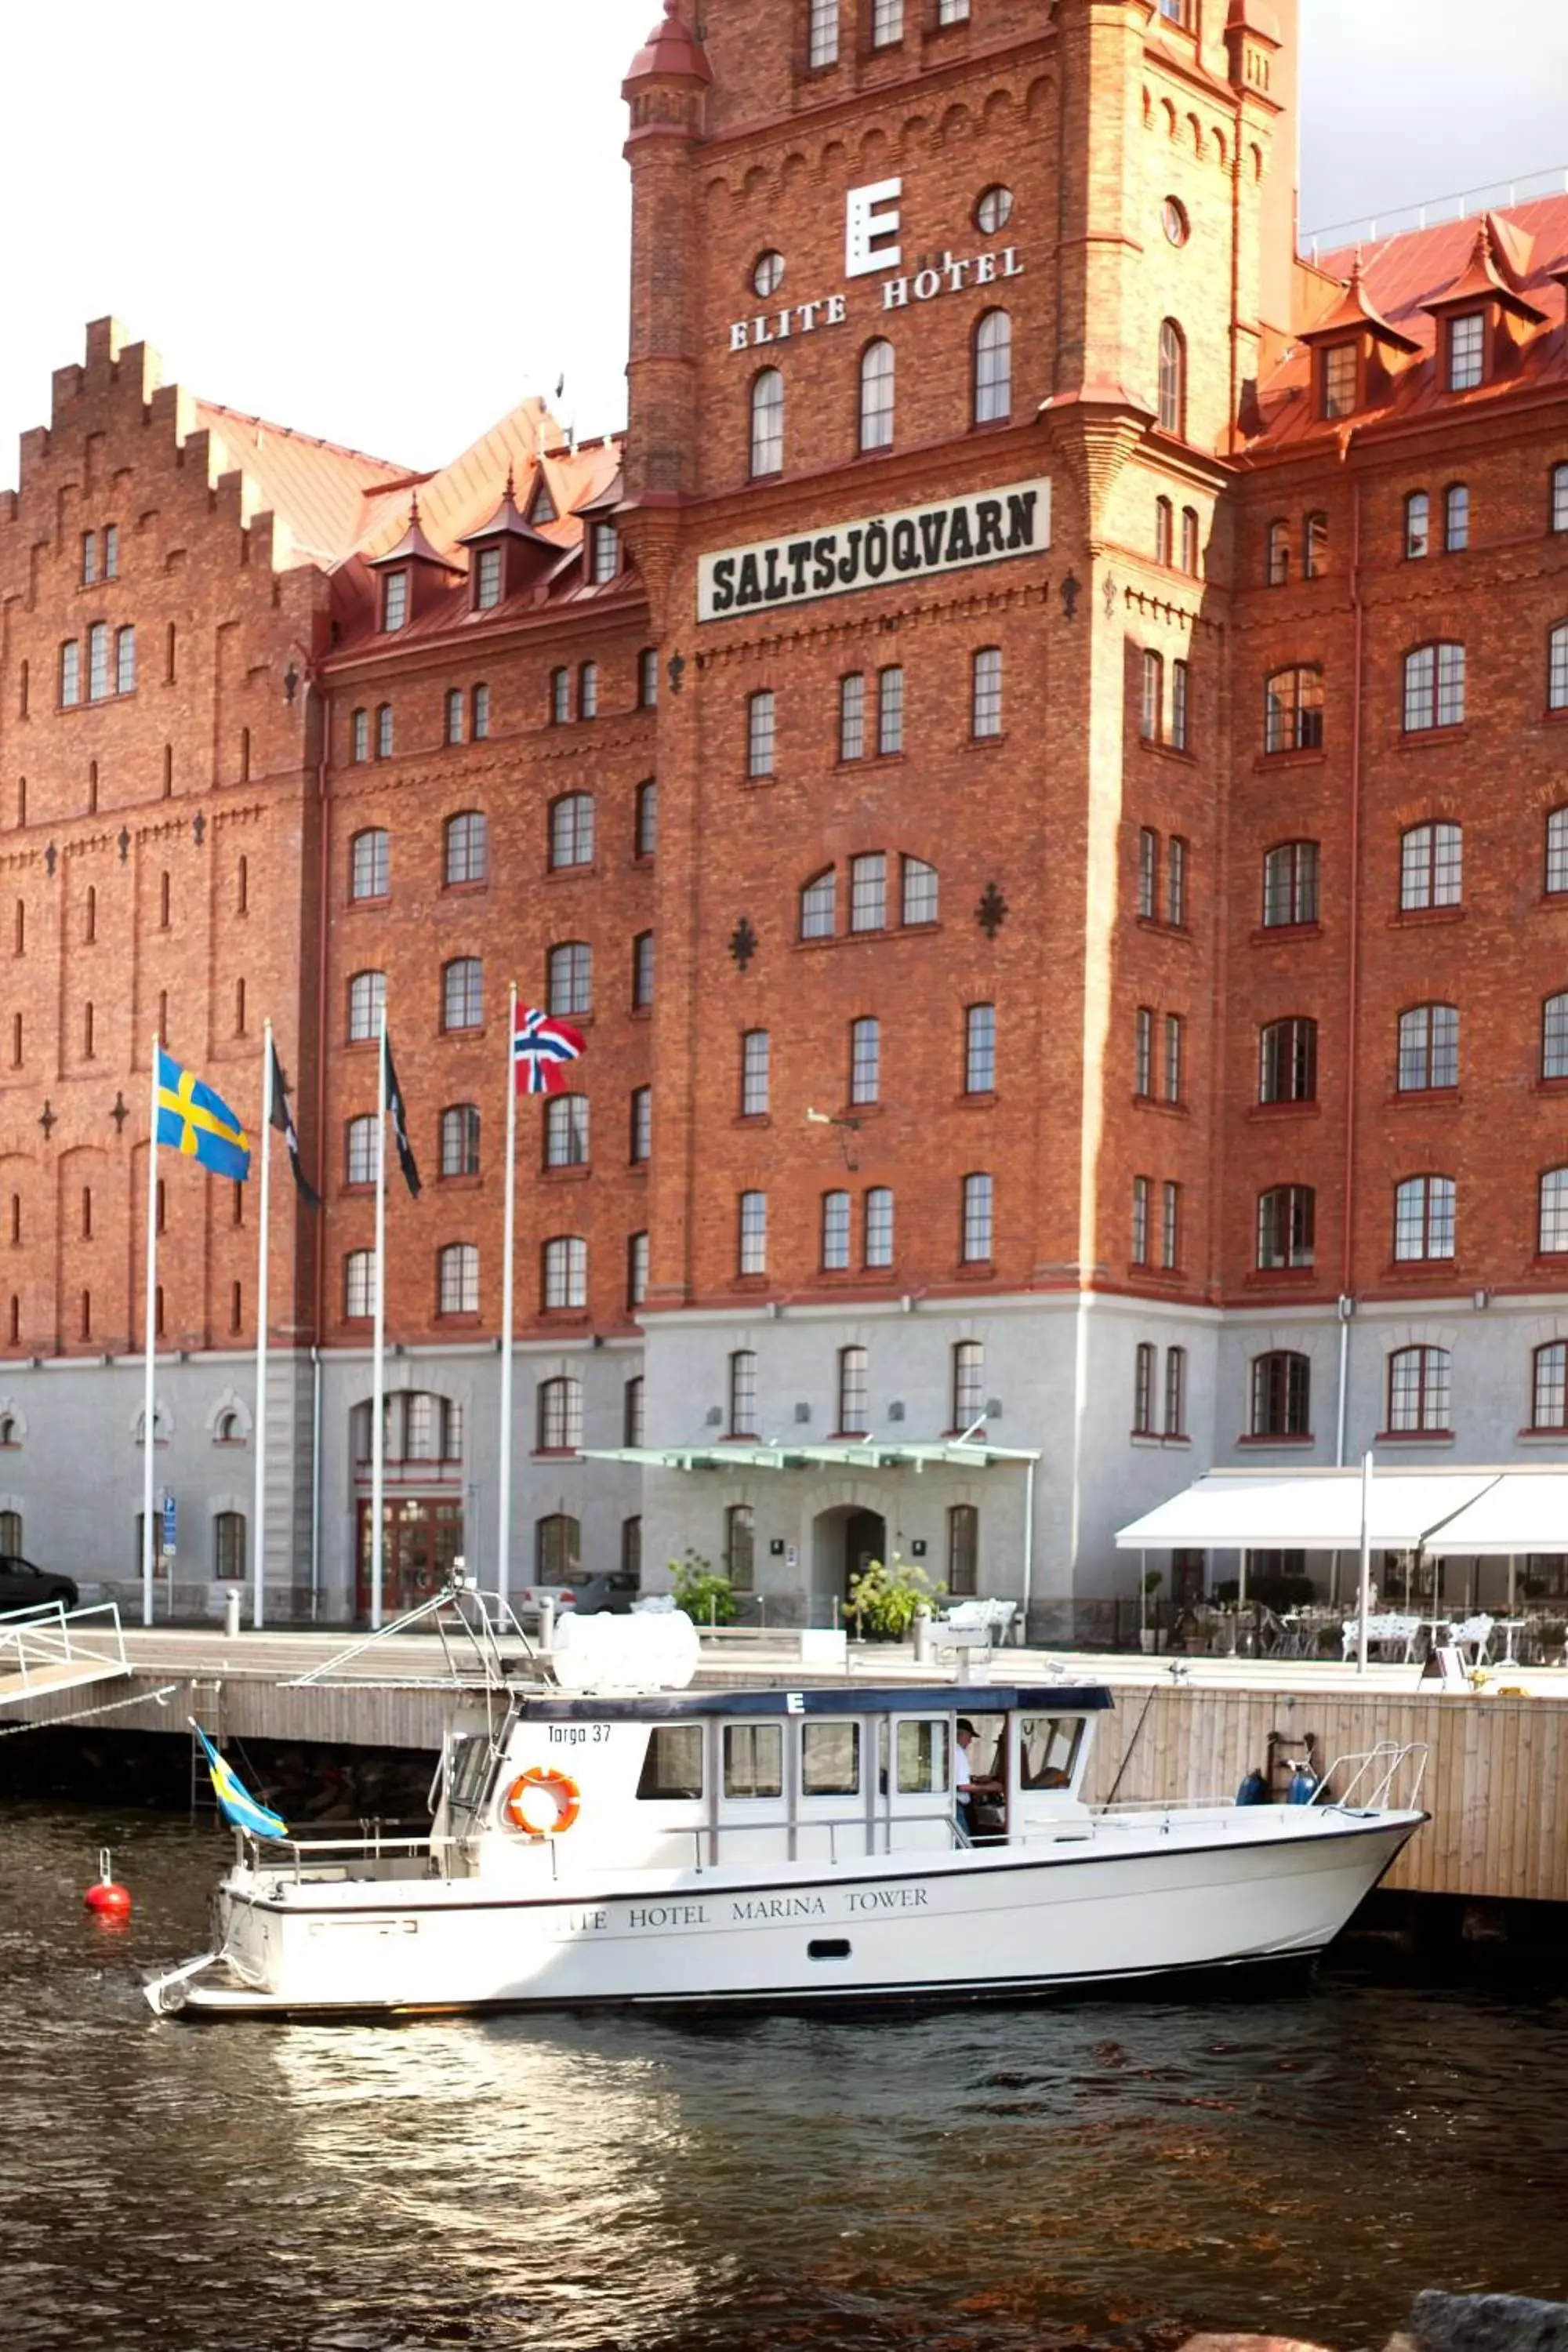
left=5, top=0, right=1568, bottom=1630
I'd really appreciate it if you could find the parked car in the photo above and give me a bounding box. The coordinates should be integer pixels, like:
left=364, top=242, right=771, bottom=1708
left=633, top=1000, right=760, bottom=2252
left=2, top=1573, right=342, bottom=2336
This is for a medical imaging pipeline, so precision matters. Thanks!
left=513, top=1570, right=638, bottom=1626
left=0, top=1555, right=79, bottom=1613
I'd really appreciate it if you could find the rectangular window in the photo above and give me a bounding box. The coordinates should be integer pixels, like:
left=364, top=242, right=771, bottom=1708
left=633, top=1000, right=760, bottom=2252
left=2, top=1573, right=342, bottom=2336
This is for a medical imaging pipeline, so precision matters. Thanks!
left=724, top=1722, right=783, bottom=1800
left=103, top=524, right=119, bottom=579
left=1448, top=313, right=1485, bottom=392
left=1321, top=343, right=1357, bottom=419
left=471, top=684, right=491, bottom=740
left=971, top=648, right=1002, bottom=739
left=878, top=666, right=904, bottom=754
left=961, top=1172, right=993, bottom=1262
left=896, top=1719, right=949, bottom=1795
left=729, top=1353, right=758, bottom=1439
left=871, top=0, right=903, bottom=44
left=639, top=648, right=659, bottom=708
left=632, top=931, right=655, bottom=1010
left=1133, top=1343, right=1155, bottom=1435
left=628, top=1231, right=649, bottom=1307
left=82, top=530, right=99, bottom=586
left=383, top=570, right=408, bottom=632
left=838, top=1347, right=869, bottom=1435
left=964, top=1004, right=995, bottom=1094
left=630, top=1087, right=652, bottom=1164
left=1445, top=484, right=1470, bottom=553
left=864, top=1186, right=894, bottom=1267
left=1134, top=1007, right=1153, bottom=1098
left=636, top=780, right=658, bottom=858
left=741, top=1029, right=770, bottom=1116
left=1554, top=466, right=1568, bottom=535
left=1170, top=660, right=1189, bottom=752
left=901, top=857, right=938, bottom=926
left=551, top=669, right=572, bottom=724
left=1161, top=1181, right=1180, bottom=1269
left=60, top=642, right=81, bottom=707
left=1164, top=1346, right=1186, bottom=1437
left=351, top=831, right=389, bottom=901
left=849, top=853, right=886, bottom=931
left=590, top=523, right=619, bottom=583
left=1167, top=836, right=1187, bottom=927
left=1138, top=827, right=1158, bottom=919
left=739, top=1191, right=768, bottom=1276
left=802, top=1721, right=861, bottom=1796
left=1140, top=650, right=1162, bottom=742
left=808, top=0, right=839, bottom=67
left=800, top=871, right=837, bottom=939
left=637, top=1724, right=703, bottom=1801
left=938, top=0, right=970, bottom=16
left=445, top=688, right=465, bottom=746
left=1131, top=1175, right=1149, bottom=1265
left=546, top=1096, right=590, bottom=1169
left=748, top=691, right=775, bottom=778
left=850, top=1018, right=880, bottom=1104
left=88, top=623, right=111, bottom=702
left=1163, top=1013, right=1183, bottom=1103
left=822, top=1190, right=851, bottom=1270
left=839, top=673, right=866, bottom=760
left=474, top=546, right=503, bottom=609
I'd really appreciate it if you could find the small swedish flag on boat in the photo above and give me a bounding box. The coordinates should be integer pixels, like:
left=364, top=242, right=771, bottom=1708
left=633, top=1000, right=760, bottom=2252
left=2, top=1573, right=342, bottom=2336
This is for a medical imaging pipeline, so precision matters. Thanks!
left=192, top=1724, right=287, bottom=1842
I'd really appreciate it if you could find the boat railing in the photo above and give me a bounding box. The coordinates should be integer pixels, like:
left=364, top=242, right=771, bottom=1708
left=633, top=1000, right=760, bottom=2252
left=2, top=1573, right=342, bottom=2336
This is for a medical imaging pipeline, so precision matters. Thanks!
left=1314, top=1740, right=1429, bottom=1814
left=677, top=1809, right=964, bottom=1869
left=0, top=1599, right=129, bottom=1692
left=252, top=1828, right=467, bottom=1885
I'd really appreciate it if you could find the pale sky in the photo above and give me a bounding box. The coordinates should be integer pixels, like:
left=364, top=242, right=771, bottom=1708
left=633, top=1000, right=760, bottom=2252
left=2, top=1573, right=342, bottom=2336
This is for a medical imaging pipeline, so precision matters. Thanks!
left=2, top=0, right=1565, bottom=488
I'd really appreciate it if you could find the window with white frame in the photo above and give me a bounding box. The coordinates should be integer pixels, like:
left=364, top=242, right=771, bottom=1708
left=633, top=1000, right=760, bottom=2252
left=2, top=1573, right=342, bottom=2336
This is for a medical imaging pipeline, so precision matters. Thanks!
left=751, top=368, right=784, bottom=475
left=748, top=690, right=776, bottom=777
left=729, top=1349, right=758, bottom=1438
left=1155, top=498, right=1173, bottom=568
left=738, top=1190, right=768, bottom=1276
left=962, top=1171, right=993, bottom=1262
left=627, top=1231, right=649, bottom=1308
left=964, top=1003, right=995, bottom=1094
left=545, top=1094, right=590, bottom=1169
left=974, top=310, right=1012, bottom=424
left=1133, top=1342, right=1156, bottom=1435
left=550, top=794, right=594, bottom=869
left=116, top=627, right=136, bottom=695
left=543, top=1235, right=587, bottom=1308
left=632, top=931, right=655, bottom=1010
left=376, top=704, right=394, bottom=758
left=1161, top=1181, right=1181, bottom=1269
left=1395, top=1174, right=1456, bottom=1261
left=1263, top=840, right=1319, bottom=927
left=808, top=0, right=839, bottom=67
left=1134, top=1006, right=1153, bottom=1097
left=741, top=1029, right=770, bottom=1115
left=630, top=1086, right=652, bottom=1165
left=548, top=942, right=592, bottom=1017
left=1131, top=1174, right=1149, bottom=1264
left=346, top=1114, right=378, bottom=1187
left=902, top=856, right=938, bottom=925
left=382, top=570, right=409, bottom=631
left=538, top=1377, right=583, bottom=1453
left=1138, top=827, right=1158, bottom=917
left=1447, top=312, right=1485, bottom=392
left=442, top=957, right=483, bottom=1032
left=938, top=0, right=969, bottom=18
left=635, top=779, right=658, bottom=858
left=850, top=853, right=887, bottom=931
left=1181, top=507, right=1200, bottom=575
left=859, top=340, right=895, bottom=450
left=1547, top=809, right=1568, bottom=895
left=1140, top=650, right=1163, bottom=743
left=579, top=662, right=598, bottom=720
left=1445, top=483, right=1470, bottom=553
left=840, top=673, right=866, bottom=760
left=837, top=1345, right=869, bottom=1435
left=871, top=0, right=902, bottom=42
left=1399, top=821, right=1462, bottom=910
left=1543, top=993, right=1568, bottom=1081
left=878, top=665, right=905, bottom=754
left=590, top=523, right=619, bottom=584
left=639, top=648, right=659, bottom=708
left=441, top=1103, right=481, bottom=1178
left=1388, top=1345, right=1450, bottom=1434
left=1163, top=1012, right=1183, bottom=1103
left=1257, top=1185, right=1316, bottom=1269
left=445, top=688, right=465, bottom=746
left=60, top=641, right=81, bottom=707
left=347, top=970, right=386, bottom=1042
left=864, top=1186, right=895, bottom=1267
left=350, top=829, right=390, bottom=902
left=1550, top=622, right=1568, bottom=712
left=972, top=647, right=1003, bottom=737
left=1398, top=1004, right=1459, bottom=1092
left=1157, top=319, right=1186, bottom=435
left=1554, top=465, right=1568, bottom=534
left=1320, top=342, right=1356, bottom=420
left=1170, top=658, right=1190, bottom=751
left=445, top=808, right=487, bottom=885
left=1532, top=1342, right=1568, bottom=1430
left=551, top=668, right=572, bottom=724
left=350, top=707, right=368, bottom=762
left=437, top=1243, right=479, bottom=1316
left=1167, top=835, right=1188, bottom=926
left=1405, top=491, right=1431, bottom=560
left=822, top=1189, right=851, bottom=1270
left=344, top=1250, right=376, bottom=1317
left=849, top=1016, right=880, bottom=1104
left=1403, top=642, right=1465, bottom=731
left=800, top=869, right=836, bottom=939
left=474, top=545, right=503, bottom=611
left=88, top=622, right=111, bottom=701
left=1541, top=1168, right=1568, bottom=1254
left=952, top=1340, right=984, bottom=1429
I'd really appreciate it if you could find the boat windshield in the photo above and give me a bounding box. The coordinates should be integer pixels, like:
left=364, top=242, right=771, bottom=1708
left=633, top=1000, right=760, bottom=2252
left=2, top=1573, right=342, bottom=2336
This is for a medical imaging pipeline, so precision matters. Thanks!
left=1019, top=1715, right=1084, bottom=1790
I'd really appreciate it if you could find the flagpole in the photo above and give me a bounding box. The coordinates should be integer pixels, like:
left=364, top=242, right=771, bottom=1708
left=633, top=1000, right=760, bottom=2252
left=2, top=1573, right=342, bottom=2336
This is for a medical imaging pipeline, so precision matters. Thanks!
left=253, top=1023, right=274, bottom=1633
left=142, top=1032, right=160, bottom=1630
left=372, top=1004, right=388, bottom=1632
left=497, top=981, right=518, bottom=1614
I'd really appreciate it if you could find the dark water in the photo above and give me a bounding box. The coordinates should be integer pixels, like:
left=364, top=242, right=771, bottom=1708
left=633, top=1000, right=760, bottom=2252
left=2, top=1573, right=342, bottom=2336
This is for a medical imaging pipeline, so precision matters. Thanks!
left=3, top=1803, right=1566, bottom=2352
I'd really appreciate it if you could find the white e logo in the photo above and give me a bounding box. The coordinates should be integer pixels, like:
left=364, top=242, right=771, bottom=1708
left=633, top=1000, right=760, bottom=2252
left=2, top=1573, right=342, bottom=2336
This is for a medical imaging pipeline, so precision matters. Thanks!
left=845, top=177, right=902, bottom=279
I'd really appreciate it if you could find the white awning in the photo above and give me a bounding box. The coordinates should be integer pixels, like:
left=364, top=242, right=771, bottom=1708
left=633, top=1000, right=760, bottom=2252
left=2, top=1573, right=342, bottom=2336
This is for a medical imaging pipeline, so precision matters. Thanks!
left=1421, top=1470, right=1568, bottom=1556
left=1115, top=1468, right=1501, bottom=1554
left=581, top=1440, right=1038, bottom=1473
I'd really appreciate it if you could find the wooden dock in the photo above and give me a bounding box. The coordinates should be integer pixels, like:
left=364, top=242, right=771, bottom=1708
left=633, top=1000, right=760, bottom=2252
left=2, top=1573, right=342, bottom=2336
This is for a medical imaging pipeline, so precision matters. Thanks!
left=3, top=1629, right=1566, bottom=1907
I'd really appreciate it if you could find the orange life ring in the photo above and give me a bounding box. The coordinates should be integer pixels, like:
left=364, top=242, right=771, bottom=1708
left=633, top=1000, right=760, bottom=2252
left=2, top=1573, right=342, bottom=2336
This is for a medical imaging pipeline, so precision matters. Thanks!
left=504, top=1766, right=581, bottom=1837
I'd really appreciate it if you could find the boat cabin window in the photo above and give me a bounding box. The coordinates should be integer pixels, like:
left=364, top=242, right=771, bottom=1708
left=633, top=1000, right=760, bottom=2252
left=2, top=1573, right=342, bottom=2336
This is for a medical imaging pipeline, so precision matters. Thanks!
left=801, top=1721, right=860, bottom=1796
left=1019, top=1715, right=1084, bottom=1791
left=636, top=1725, right=704, bottom=1800
left=896, top=1718, right=949, bottom=1795
left=724, top=1722, right=783, bottom=1798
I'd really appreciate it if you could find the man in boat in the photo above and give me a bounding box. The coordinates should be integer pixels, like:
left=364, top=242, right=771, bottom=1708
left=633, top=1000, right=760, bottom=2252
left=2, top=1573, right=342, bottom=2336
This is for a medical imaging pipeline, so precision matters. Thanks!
left=955, top=1720, right=1004, bottom=1843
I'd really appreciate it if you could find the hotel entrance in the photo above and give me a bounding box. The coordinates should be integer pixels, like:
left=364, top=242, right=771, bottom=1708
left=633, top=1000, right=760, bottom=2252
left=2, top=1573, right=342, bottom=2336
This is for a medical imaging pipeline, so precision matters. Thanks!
left=354, top=1497, right=463, bottom=1622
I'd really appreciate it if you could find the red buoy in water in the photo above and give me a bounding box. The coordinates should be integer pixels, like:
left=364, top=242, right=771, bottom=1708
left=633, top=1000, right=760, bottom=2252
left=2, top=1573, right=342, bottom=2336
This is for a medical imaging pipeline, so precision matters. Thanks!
left=85, top=1847, right=131, bottom=1920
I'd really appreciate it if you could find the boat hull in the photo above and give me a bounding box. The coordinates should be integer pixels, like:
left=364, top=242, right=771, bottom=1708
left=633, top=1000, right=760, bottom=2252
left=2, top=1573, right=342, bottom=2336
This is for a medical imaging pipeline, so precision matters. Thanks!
left=152, top=1809, right=1421, bottom=2020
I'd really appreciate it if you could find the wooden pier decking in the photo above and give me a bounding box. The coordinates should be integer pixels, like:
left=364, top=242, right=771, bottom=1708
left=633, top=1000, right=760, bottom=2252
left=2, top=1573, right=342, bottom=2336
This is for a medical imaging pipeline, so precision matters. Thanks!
left=3, top=1628, right=1566, bottom=1906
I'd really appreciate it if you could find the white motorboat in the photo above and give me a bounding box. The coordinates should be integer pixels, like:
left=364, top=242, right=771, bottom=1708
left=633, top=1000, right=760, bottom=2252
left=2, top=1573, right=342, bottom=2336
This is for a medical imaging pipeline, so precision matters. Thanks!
left=145, top=1613, right=1425, bottom=2020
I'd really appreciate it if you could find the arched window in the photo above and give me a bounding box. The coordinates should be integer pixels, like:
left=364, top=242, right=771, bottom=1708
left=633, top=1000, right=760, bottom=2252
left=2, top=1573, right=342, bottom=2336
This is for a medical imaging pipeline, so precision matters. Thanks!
left=441, top=956, right=483, bottom=1032
left=346, top=1113, right=378, bottom=1186
left=728, top=1349, right=757, bottom=1438
left=738, top=1190, right=768, bottom=1275
left=543, top=1094, right=590, bottom=1168
left=973, top=310, right=1012, bottom=424
left=549, top=793, right=595, bottom=870
left=444, top=810, right=488, bottom=886
left=1405, top=491, right=1431, bottom=561
left=1181, top=506, right=1200, bottom=575
left=837, top=1345, right=869, bottom=1436
left=947, top=1504, right=979, bottom=1598
left=214, top=1512, right=245, bottom=1580
left=725, top=1504, right=756, bottom=1591
left=0, top=1415, right=20, bottom=1449
left=821, top=1187, right=851, bottom=1271
left=0, top=1507, right=21, bottom=1549
left=952, top=1340, right=985, bottom=1430
left=1164, top=1345, right=1187, bottom=1436
left=971, top=646, right=1003, bottom=737
left=1256, top=1185, right=1316, bottom=1269
left=849, top=1015, right=880, bottom=1104
left=961, top=1171, right=993, bottom=1262
left=1250, top=1351, right=1311, bottom=1436
left=1399, top=821, right=1462, bottom=910
left=623, top=1375, right=645, bottom=1446
left=441, top=1103, right=481, bottom=1178
left=1258, top=1017, right=1317, bottom=1104
left=542, top=1235, right=587, bottom=1308
left=1262, top=840, right=1320, bottom=927
left=1265, top=520, right=1289, bottom=586
left=1264, top=667, right=1323, bottom=753
left=578, top=662, right=598, bottom=720
left=437, top=1242, right=479, bottom=1316
left=1140, top=651, right=1163, bottom=742
left=350, top=707, right=368, bottom=763
left=536, top=1513, right=580, bottom=1584
left=1543, top=994, right=1568, bottom=1081
left=1157, top=319, right=1186, bottom=436
left=800, top=868, right=837, bottom=939
left=840, top=673, right=866, bottom=760
left=1133, top=1341, right=1156, bottom=1435
left=550, top=667, right=572, bottom=725
left=1531, top=1342, right=1568, bottom=1431
left=964, top=1004, right=995, bottom=1094
left=536, top=1376, right=583, bottom=1452
left=547, top=941, right=592, bottom=1017
left=1550, top=622, right=1568, bottom=713
left=1387, top=1346, right=1451, bottom=1434
left=859, top=339, right=895, bottom=451
left=902, top=855, right=938, bottom=924
left=376, top=703, right=394, bottom=758
left=1303, top=512, right=1328, bottom=578
left=740, top=1029, right=770, bottom=1116
left=1403, top=641, right=1466, bottom=732
left=1398, top=1004, right=1459, bottom=1091
left=1155, top=498, right=1174, bottom=567
left=347, top=970, right=386, bottom=1042
left=631, top=931, right=655, bottom=1009
left=350, top=829, right=389, bottom=902
left=1444, top=483, right=1470, bottom=553
left=863, top=1185, right=895, bottom=1267
left=747, top=689, right=775, bottom=777
left=1394, top=1174, right=1456, bottom=1261
left=1541, top=1168, right=1568, bottom=1255
left=750, top=368, right=784, bottom=476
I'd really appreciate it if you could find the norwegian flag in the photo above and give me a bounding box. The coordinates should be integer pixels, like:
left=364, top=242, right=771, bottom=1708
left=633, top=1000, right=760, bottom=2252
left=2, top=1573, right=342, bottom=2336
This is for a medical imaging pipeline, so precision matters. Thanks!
left=514, top=1006, right=586, bottom=1096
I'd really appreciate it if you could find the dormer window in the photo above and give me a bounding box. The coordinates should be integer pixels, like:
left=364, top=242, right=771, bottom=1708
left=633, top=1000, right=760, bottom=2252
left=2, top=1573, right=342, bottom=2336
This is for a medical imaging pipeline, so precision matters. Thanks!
left=1448, top=313, right=1485, bottom=392
left=1320, top=343, right=1357, bottom=420
left=383, top=570, right=409, bottom=632
left=474, top=546, right=503, bottom=612
left=528, top=474, right=557, bottom=527
left=590, top=523, right=619, bottom=585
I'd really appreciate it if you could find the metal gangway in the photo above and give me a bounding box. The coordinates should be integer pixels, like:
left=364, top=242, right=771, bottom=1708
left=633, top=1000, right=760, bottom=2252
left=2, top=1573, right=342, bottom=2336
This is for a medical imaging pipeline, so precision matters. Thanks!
left=0, top=1600, right=132, bottom=1708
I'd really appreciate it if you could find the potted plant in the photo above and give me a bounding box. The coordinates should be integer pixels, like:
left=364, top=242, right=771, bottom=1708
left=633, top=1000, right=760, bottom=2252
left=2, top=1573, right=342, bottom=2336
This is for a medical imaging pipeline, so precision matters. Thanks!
left=848, top=1556, right=940, bottom=1642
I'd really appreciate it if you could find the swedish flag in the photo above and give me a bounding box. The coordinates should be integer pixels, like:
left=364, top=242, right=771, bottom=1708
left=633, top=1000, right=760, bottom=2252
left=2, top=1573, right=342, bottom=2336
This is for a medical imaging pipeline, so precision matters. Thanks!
left=192, top=1724, right=288, bottom=1842
left=156, top=1051, right=252, bottom=1181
